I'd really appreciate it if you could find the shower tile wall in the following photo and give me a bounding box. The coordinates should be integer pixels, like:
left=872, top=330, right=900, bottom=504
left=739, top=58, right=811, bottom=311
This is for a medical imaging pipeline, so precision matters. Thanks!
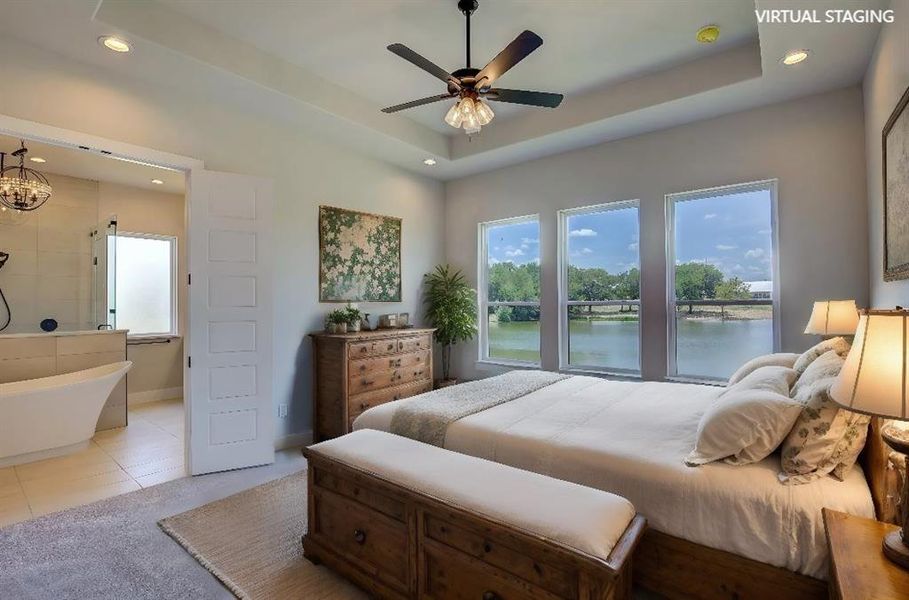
left=0, top=174, right=98, bottom=333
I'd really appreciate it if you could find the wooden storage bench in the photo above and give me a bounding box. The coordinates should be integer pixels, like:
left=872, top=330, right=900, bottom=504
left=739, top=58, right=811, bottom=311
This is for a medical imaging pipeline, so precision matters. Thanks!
left=302, top=430, right=646, bottom=600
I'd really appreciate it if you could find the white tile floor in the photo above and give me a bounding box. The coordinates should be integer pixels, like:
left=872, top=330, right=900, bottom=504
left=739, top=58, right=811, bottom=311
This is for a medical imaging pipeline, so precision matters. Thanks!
left=0, top=398, right=186, bottom=527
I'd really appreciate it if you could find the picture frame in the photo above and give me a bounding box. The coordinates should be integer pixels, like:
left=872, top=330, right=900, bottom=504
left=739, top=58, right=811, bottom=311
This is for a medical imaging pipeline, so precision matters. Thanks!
left=883, top=84, right=909, bottom=282
left=318, top=206, right=402, bottom=302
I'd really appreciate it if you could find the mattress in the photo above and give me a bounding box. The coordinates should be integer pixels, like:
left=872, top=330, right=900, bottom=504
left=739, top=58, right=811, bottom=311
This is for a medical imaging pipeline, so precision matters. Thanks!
left=353, top=375, right=875, bottom=579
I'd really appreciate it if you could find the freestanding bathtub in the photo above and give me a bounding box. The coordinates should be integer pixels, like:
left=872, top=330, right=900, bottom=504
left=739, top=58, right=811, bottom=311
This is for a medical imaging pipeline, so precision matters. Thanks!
left=0, top=361, right=132, bottom=468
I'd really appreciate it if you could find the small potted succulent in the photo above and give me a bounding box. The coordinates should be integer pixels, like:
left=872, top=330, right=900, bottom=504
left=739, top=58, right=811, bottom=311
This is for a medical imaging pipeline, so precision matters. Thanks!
left=326, top=308, right=348, bottom=334
left=344, top=303, right=363, bottom=332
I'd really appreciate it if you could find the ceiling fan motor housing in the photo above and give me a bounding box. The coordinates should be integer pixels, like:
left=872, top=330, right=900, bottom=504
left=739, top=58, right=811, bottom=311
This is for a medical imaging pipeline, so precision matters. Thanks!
left=458, top=0, right=479, bottom=16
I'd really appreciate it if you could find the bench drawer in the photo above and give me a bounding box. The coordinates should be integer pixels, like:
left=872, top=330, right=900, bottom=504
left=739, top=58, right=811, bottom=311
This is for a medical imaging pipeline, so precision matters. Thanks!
left=349, top=349, right=429, bottom=376
left=423, top=544, right=555, bottom=600
left=311, top=488, right=409, bottom=590
left=425, top=514, right=575, bottom=598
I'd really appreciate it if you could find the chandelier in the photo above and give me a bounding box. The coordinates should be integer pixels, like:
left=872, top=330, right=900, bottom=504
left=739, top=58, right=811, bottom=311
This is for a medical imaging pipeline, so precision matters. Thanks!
left=443, top=94, right=495, bottom=135
left=0, top=141, right=52, bottom=212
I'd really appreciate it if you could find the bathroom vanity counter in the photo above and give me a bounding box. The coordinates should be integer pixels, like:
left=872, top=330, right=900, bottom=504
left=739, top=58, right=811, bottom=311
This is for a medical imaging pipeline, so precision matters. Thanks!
left=0, top=330, right=129, bottom=430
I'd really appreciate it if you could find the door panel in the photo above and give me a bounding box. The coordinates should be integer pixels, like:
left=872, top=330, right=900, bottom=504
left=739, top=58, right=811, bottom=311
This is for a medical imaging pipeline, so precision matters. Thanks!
left=187, top=170, right=274, bottom=475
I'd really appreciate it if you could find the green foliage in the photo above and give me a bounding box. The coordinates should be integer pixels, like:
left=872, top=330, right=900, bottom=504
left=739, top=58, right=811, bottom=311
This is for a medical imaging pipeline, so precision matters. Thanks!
left=488, top=261, right=540, bottom=302
left=675, top=262, right=724, bottom=302
left=326, top=309, right=347, bottom=325
left=715, top=277, right=751, bottom=301
left=423, top=265, right=478, bottom=380
left=342, top=303, right=362, bottom=326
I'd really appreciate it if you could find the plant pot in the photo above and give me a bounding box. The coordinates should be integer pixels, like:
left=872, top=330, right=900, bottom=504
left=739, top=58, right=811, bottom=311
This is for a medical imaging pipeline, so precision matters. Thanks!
left=327, top=322, right=347, bottom=334
left=435, top=378, right=459, bottom=389
left=347, top=320, right=361, bottom=332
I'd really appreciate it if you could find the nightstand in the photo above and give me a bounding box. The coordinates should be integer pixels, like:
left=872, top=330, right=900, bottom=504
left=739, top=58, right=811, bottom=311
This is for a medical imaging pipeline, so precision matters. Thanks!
left=823, top=508, right=909, bottom=600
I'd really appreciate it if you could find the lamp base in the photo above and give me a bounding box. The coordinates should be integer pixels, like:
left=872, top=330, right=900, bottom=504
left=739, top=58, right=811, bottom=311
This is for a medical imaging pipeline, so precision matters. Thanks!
left=883, top=530, right=909, bottom=569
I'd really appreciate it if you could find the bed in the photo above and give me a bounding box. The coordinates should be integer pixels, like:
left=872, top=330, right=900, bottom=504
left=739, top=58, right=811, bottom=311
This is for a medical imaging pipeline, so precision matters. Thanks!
left=352, top=373, right=889, bottom=600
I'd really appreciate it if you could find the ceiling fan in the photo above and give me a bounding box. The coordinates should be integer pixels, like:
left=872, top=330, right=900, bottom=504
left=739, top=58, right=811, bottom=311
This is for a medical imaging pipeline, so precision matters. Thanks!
left=381, top=0, right=563, bottom=135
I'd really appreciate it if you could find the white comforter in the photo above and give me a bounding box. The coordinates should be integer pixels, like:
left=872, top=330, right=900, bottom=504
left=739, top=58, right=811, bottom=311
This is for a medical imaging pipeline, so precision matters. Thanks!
left=353, top=375, right=875, bottom=579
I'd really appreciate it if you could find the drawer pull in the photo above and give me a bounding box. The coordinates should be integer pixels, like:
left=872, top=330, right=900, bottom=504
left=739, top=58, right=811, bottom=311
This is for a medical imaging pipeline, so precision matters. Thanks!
left=386, top=343, right=394, bottom=351
left=393, top=394, right=401, bottom=401
left=359, top=402, right=368, bottom=411
left=482, top=592, right=499, bottom=600
left=361, top=379, right=374, bottom=386
left=359, top=364, right=366, bottom=372
left=483, top=542, right=492, bottom=553
left=353, top=529, right=367, bottom=545
left=398, top=341, right=404, bottom=350
left=414, top=370, right=423, bottom=377
left=359, top=346, right=368, bottom=353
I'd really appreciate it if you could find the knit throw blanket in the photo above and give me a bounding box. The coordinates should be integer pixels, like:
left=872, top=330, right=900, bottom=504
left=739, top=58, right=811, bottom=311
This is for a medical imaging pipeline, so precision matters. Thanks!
left=389, top=370, right=569, bottom=447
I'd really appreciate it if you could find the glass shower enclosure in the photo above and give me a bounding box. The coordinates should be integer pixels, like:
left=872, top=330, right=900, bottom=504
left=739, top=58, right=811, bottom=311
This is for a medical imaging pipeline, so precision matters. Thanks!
left=91, top=218, right=117, bottom=330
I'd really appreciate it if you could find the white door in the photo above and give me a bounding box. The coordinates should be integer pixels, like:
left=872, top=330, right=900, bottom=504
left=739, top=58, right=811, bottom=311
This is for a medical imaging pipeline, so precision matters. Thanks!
left=186, top=170, right=275, bottom=475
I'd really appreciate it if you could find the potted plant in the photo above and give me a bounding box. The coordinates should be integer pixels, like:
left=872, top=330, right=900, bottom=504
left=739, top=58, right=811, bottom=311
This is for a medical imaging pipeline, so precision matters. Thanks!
left=326, top=309, right=348, bottom=334
left=423, top=265, right=477, bottom=388
left=344, top=303, right=363, bottom=332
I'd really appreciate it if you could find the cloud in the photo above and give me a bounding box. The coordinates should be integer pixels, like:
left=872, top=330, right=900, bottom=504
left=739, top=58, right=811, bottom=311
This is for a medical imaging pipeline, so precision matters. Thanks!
left=521, top=237, right=539, bottom=245
left=531, top=257, right=541, bottom=265
left=627, top=242, right=639, bottom=251
left=731, top=263, right=744, bottom=273
left=745, top=248, right=765, bottom=259
left=569, top=228, right=597, bottom=237
left=520, top=243, right=529, bottom=250
left=580, top=247, right=594, bottom=255
left=505, top=248, right=525, bottom=257
left=758, top=229, right=771, bottom=235
left=488, top=257, right=500, bottom=265
left=716, top=244, right=737, bottom=251
left=703, top=213, right=718, bottom=220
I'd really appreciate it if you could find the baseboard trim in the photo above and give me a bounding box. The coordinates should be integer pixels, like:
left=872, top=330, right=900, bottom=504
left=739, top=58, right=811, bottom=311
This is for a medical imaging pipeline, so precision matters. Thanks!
left=129, top=386, right=183, bottom=405
left=275, top=431, right=313, bottom=451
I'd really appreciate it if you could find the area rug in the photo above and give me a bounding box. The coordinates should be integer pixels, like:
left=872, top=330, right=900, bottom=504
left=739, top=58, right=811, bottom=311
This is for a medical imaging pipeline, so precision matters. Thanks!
left=158, top=472, right=365, bottom=600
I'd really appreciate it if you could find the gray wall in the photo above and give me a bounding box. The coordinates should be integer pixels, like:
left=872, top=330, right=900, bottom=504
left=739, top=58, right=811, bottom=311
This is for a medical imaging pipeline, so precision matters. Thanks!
left=445, top=86, right=869, bottom=381
left=864, top=0, right=909, bottom=309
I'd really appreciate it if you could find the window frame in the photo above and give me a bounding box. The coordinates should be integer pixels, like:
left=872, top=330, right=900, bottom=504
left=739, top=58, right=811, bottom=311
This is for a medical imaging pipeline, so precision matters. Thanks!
left=477, top=214, right=542, bottom=368
left=664, top=179, right=781, bottom=383
left=557, top=200, right=642, bottom=377
left=114, top=231, right=179, bottom=338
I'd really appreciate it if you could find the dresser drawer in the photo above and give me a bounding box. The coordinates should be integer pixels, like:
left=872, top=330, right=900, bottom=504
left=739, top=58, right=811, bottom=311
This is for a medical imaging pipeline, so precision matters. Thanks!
left=311, top=488, right=410, bottom=590
left=348, top=380, right=433, bottom=425
left=400, top=334, right=431, bottom=354
left=348, top=365, right=430, bottom=395
left=349, top=349, right=429, bottom=376
left=423, top=544, right=554, bottom=600
left=425, top=514, right=574, bottom=598
left=348, top=337, right=401, bottom=358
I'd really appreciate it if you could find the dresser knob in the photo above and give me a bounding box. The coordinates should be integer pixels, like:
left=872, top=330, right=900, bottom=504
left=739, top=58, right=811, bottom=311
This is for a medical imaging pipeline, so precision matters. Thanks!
left=387, top=343, right=394, bottom=350
left=393, top=395, right=401, bottom=400
left=360, top=402, right=368, bottom=411
left=483, top=542, right=492, bottom=553
left=361, top=379, right=374, bottom=386
left=359, top=365, right=366, bottom=372
left=482, top=592, right=499, bottom=600
left=398, top=341, right=404, bottom=350
left=353, top=529, right=366, bottom=545
left=360, top=347, right=367, bottom=353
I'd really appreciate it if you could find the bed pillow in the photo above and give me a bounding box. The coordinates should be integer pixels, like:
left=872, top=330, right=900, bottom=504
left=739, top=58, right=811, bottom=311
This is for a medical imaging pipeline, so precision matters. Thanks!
left=778, top=351, right=870, bottom=485
left=686, top=388, right=803, bottom=466
left=722, top=365, right=798, bottom=398
left=727, top=353, right=800, bottom=386
left=792, top=337, right=851, bottom=376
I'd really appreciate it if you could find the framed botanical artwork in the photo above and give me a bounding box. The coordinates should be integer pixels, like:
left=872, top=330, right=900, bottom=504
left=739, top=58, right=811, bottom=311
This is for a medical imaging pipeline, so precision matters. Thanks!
left=883, top=84, right=909, bottom=282
left=319, top=206, right=402, bottom=302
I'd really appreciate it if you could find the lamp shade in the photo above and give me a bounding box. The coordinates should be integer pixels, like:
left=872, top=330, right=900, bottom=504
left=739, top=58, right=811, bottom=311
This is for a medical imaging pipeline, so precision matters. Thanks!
left=803, top=300, right=860, bottom=335
left=830, top=310, right=909, bottom=420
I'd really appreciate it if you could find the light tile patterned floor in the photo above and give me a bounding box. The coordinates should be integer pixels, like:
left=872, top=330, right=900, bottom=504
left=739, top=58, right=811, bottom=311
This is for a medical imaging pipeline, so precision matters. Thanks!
left=0, top=398, right=186, bottom=528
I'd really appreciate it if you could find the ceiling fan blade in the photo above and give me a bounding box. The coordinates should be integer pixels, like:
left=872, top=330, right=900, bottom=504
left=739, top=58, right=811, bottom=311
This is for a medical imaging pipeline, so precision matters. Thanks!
left=381, top=93, right=456, bottom=114
left=485, top=88, right=563, bottom=108
left=475, top=30, right=543, bottom=90
left=387, top=43, right=460, bottom=89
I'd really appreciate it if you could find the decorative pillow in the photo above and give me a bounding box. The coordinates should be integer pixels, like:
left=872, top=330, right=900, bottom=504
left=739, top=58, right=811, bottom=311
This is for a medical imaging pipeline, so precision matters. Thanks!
left=779, top=351, right=870, bottom=484
left=727, top=353, right=800, bottom=386
left=686, top=389, right=803, bottom=466
left=792, top=337, right=851, bottom=376
left=722, top=365, right=798, bottom=398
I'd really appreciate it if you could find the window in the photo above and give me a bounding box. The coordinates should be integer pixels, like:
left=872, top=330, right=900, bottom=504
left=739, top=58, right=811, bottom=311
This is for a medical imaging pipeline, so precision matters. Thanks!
left=479, top=216, right=541, bottom=365
left=113, top=233, right=177, bottom=336
left=667, top=181, right=778, bottom=381
left=559, top=201, right=641, bottom=375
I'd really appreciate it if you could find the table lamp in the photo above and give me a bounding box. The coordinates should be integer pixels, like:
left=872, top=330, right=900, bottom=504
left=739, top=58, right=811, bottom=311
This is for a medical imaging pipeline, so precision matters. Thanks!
left=830, top=308, right=909, bottom=568
left=804, top=300, right=859, bottom=337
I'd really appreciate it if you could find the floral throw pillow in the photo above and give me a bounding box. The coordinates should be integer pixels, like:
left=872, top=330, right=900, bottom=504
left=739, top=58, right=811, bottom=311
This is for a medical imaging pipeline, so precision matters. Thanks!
left=792, top=337, right=851, bottom=376
left=779, top=350, right=870, bottom=485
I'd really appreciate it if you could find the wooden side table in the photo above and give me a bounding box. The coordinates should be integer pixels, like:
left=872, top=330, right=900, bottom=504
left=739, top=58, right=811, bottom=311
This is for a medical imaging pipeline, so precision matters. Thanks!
left=823, top=508, right=909, bottom=600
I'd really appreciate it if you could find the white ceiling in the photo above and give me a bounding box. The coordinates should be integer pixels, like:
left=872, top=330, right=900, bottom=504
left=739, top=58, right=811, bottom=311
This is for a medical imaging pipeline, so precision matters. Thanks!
left=159, top=0, right=759, bottom=133
left=0, top=0, right=888, bottom=180
left=0, top=134, right=184, bottom=195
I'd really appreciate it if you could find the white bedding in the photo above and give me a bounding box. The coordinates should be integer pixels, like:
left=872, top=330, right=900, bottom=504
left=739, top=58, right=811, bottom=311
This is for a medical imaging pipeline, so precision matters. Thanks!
left=353, top=375, right=875, bottom=579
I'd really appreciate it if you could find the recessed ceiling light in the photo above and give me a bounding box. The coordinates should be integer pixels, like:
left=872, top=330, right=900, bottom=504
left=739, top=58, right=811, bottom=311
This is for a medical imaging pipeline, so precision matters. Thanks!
left=29, top=157, right=46, bottom=163
left=781, top=49, right=810, bottom=66
left=423, top=158, right=437, bottom=166
left=150, top=179, right=164, bottom=185
left=696, top=25, right=720, bottom=44
left=99, top=36, right=131, bottom=53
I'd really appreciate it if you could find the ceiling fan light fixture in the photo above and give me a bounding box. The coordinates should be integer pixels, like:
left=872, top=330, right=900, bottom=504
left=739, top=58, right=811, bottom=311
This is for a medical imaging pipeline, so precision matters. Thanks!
left=475, top=99, right=494, bottom=126
left=444, top=101, right=464, bottom=127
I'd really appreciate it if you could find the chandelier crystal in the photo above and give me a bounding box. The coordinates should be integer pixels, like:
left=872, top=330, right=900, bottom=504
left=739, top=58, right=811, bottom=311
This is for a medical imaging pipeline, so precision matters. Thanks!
left=444, top=95, right=494, bottom=135
left=0, top=141, right=52, bottom=212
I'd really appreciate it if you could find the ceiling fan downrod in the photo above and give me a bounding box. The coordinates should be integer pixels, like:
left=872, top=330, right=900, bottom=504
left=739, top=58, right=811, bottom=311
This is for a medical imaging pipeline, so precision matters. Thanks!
left=459, top=0, right=479, bottom=68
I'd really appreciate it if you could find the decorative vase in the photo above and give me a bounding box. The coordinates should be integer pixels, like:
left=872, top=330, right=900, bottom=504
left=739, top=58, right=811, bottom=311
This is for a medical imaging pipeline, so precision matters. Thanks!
left=327, top=322, right=347, bottom=334
left=348, top=320, right=361, bottom=332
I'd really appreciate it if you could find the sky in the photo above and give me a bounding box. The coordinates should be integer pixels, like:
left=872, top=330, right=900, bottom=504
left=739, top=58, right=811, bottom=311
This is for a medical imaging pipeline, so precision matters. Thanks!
left=485, top=188, right=774, bottom=282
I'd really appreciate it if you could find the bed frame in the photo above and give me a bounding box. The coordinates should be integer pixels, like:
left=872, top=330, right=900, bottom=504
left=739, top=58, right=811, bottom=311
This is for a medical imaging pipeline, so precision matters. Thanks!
left=632, top=418, right=891, bottom=600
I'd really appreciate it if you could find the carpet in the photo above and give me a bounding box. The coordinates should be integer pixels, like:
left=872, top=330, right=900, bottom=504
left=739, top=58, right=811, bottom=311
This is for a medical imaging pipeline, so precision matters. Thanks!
left=159, top=473, right=365, bottom=600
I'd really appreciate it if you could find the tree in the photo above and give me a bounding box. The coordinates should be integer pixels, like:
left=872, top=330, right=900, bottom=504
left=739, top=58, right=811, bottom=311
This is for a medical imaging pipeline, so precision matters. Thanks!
left=423, top=265, right=477, bottom=381
left=715, top=277, right=751, bottom=300
left=675, top=262, right=724, bottom=313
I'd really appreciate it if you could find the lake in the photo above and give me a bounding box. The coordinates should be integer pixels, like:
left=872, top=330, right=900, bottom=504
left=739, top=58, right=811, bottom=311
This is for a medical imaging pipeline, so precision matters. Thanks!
left=488, top=318, right=773, bottom=379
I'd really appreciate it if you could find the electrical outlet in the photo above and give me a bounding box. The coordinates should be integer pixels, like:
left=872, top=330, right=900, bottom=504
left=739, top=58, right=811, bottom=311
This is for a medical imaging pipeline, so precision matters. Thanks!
left=277, top=403, right=288, bottom=418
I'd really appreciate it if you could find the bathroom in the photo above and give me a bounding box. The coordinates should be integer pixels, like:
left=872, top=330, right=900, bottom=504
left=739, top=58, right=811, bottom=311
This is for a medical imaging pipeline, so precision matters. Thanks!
left=0, top=134, right=188, bottom=526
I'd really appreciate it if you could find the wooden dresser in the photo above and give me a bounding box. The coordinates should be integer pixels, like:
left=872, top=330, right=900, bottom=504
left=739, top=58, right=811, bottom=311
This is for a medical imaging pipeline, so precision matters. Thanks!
left=310, top=328, right=435, bottom=441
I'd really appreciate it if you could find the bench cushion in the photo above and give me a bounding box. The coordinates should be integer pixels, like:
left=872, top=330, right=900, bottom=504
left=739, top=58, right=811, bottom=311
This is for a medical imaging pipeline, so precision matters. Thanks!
left=308, top=429, right=636, bottom=562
